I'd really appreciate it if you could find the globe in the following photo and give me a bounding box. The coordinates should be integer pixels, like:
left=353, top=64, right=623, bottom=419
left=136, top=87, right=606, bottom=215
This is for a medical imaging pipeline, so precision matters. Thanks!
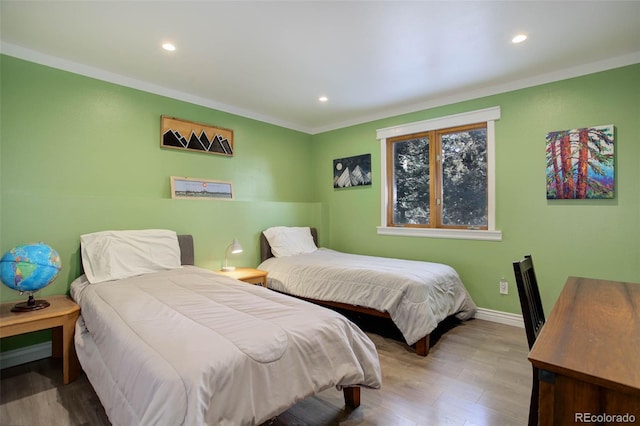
left=0, top=242, right=62, bottom=312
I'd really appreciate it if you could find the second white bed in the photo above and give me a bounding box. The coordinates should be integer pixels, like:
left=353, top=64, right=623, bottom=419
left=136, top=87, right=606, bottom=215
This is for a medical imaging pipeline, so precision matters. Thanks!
left=259, top=248, right=477, bottom=348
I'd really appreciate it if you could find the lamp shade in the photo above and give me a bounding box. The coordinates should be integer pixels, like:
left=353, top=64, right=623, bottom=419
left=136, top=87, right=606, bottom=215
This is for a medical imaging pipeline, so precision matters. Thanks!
left=222, top=238, right=243, bottom=271
left=229, top=239, right=243, bottom=254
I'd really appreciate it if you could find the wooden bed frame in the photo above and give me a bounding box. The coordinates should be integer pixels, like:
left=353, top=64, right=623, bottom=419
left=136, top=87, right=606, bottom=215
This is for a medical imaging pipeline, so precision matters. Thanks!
left=177, top=234, right=361, bottom=408
left=259, top=229, right=430, bottom=356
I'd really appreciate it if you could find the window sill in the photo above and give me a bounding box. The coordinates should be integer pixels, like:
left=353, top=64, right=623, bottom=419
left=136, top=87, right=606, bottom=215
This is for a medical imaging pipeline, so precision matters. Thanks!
left=376, top=226, right=502, bottom=241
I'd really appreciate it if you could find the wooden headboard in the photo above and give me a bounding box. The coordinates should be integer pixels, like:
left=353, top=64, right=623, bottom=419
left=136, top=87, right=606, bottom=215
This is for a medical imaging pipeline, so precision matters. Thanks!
left=260, top=227, right=318, bottom=263
left=177, top=234, right=194, bottom=266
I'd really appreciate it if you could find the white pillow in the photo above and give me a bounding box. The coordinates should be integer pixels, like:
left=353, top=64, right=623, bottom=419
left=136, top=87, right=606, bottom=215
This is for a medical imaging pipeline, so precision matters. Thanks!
left=263, top=226, right=317, bottom=257
left=80, top=229, right=182, bottom=284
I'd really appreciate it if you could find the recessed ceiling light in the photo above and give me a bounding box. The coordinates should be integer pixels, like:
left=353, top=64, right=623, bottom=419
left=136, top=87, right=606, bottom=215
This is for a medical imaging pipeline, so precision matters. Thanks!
left=319, top=96, right=328, bottom=102
left=162, top=43, right=176, bottom=51
left=512, top=34, right=527, bottom=44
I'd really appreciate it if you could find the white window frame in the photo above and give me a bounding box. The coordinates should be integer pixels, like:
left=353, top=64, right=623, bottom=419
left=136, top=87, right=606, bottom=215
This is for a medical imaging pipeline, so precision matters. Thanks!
left=376, top=106, right=502, bottom=241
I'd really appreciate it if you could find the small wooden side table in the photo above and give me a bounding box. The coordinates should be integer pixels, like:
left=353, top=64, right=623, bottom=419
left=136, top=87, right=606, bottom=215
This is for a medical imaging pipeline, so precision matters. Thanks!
left=218, top=267, right=268, bottom=287
left=0, top=295, right=81, bottom=384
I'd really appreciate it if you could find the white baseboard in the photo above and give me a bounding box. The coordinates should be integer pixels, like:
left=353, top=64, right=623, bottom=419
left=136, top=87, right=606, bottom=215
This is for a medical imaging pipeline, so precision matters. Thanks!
left=0, top=342, right=52, bottom=370
left=0, top=308, right=522, bottom=369
left=474, top=307, right=524, bottom=328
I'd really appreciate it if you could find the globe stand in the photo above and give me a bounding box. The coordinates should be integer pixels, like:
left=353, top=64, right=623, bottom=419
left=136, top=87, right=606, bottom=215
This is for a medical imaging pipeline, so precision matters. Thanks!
left=11, top=293, right=50, bottom=312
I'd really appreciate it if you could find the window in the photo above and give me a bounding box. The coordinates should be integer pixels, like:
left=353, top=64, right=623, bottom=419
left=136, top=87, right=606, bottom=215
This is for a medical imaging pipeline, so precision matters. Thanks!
left=377, top=107, right=502, bottom=241
left=389, top=122, right=488, bottom=228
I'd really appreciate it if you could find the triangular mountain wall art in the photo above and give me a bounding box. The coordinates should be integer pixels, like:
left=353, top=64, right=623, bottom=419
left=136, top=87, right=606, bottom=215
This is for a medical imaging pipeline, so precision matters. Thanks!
left=333, top=154, right=372, bottom=188
left=161, top=115, right=234, bottom=157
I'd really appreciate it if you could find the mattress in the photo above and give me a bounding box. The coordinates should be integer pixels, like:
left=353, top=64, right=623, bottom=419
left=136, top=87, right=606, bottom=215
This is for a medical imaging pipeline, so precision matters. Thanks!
left=258, top=248, right=477, bottom=345
left=70, top=266, right=381, bottom=426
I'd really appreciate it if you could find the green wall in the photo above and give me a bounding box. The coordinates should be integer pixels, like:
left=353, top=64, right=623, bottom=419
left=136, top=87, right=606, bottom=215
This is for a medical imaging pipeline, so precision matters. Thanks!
left=311, top=64, right=640, bottom=314
left=1, top=55, right=639, bottom=353
left=0, top=55, right=318, bottom=305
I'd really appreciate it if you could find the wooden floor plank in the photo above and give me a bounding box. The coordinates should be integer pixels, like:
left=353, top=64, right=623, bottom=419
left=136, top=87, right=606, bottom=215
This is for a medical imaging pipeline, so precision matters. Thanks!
left=0, top=318, right=530, bottom=425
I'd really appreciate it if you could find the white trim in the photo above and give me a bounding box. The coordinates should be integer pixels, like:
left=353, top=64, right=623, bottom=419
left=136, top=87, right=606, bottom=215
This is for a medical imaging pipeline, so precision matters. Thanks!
left=377, top=107, right=501, bottom=240
left=486, top=120, right=496, bottom=231
left=0, top=342, right=52, bottom=369
left=379, top=138, right=389, bottom=232
left=474, top=307, right=524, bottom=328
left=377, top=226, right=502, bottom=241
left=376, top=106, right=501, bottom=139
left=0, top=42, right=309, bottom=134
left=3, top=42, right=637, bottom=136
left=0, top=311, right=522, bottom=367
left=311, top=51, right=640, bottom=134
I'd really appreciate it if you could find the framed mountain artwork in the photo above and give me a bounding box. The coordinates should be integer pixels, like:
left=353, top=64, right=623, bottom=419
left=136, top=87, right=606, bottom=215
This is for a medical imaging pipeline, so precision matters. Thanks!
left=546, top=125, right=614, bottom=199
left=333, top=154, right=372, bottom=188
left=161, top=116, right=234, bottom=156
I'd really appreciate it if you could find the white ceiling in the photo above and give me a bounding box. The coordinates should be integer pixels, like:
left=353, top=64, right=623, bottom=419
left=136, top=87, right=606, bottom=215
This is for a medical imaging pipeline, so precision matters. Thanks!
left=1, top=1, right=639, bottom=134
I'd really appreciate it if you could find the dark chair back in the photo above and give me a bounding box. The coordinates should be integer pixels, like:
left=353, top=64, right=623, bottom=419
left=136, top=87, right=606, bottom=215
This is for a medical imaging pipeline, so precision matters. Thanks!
left=513, top=254, right=545, bottom=426
left=513, top=255, right=545, bottom=349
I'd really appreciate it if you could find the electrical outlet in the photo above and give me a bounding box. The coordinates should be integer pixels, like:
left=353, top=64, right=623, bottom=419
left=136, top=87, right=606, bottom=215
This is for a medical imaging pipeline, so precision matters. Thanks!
left=499, top=278, right=509, bottom=295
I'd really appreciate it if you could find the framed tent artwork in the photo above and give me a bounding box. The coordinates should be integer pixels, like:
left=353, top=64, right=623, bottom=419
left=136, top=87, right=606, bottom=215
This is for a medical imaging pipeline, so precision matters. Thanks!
left=545, top=125, right=614, bottom=199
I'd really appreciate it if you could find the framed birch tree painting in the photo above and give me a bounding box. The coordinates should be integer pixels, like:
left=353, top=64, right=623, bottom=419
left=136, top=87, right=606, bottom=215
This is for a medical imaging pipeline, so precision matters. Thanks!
left=546, top=125, right=614, bottom=199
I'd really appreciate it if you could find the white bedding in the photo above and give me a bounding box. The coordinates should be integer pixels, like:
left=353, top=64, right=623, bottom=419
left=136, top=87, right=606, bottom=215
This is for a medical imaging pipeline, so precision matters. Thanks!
left=70, top=266, right=381, bottom=426
left=258, top=248, right=477, bottom=346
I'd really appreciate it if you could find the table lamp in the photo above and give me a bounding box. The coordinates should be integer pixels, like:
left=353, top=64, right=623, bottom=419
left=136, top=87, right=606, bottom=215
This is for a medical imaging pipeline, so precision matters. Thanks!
left=222, top=238, right=242, bottom=271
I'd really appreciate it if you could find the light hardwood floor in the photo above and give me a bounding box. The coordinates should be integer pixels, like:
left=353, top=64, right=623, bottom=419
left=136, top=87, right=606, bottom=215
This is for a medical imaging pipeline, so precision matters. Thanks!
left=0, top=317, right=531, bottom=426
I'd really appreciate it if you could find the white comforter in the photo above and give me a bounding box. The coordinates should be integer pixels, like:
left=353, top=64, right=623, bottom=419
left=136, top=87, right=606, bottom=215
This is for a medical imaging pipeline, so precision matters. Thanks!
left=258, top=248, right=477, bottom=346
left=70, top=266, right=381, bottom=426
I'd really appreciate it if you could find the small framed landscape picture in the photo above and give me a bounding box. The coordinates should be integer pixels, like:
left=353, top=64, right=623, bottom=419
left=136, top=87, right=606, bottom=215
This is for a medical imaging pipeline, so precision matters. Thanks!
left=170, top=176, right=234, bottom=200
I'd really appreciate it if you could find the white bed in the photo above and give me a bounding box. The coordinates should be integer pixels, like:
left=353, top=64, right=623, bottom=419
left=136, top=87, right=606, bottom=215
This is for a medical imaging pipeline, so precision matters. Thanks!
left=71, top=230, right=381, bottom=426
left=258, top=227, right=477, bottom=356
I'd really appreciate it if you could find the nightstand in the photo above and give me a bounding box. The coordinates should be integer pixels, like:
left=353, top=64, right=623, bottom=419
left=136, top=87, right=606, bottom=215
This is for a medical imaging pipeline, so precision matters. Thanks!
left=218, top=267, right=268, bottom=288
left=0, top=295, right=81, bottom=384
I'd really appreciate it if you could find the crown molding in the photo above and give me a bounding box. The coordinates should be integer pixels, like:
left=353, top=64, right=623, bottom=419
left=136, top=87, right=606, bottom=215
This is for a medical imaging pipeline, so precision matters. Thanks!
left=3, top=42, right=638, bottom=136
